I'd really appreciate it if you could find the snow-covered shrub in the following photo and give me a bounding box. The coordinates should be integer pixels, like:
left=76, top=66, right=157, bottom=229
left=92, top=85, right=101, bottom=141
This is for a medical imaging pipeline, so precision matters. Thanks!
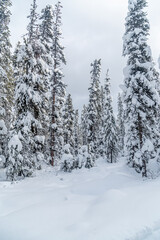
left=85, top=146, right=95, bottom=169
left=6, top=133, right=33, bottom=181
left=61, top=144, right=74, bottom=172
left=85, top=153, right=95, bottom=169
left=78, top=145, right=88, bottom=168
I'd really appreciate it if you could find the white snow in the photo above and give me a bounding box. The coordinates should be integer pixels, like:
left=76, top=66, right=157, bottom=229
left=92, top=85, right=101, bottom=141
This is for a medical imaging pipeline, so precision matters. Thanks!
left=34, top=135, right=45, bottom=144
left=0, top=120, right=7, bottom=135
left=0, top=155, right=6, bottom=168
left=1, top=159, right=160, bottom=240
left=8, top=134, right=22, bottom=152
left=128, top=0, right=137, bottom=10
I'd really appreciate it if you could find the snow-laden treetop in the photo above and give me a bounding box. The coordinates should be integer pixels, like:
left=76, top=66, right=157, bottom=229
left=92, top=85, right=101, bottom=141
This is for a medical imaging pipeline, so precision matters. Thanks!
left=128, top=0, right=138, bottom=10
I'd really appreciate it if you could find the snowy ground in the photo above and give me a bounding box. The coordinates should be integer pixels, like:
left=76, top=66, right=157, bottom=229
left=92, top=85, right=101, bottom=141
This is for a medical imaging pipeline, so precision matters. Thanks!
left=0, top=159, right=160, bottom=240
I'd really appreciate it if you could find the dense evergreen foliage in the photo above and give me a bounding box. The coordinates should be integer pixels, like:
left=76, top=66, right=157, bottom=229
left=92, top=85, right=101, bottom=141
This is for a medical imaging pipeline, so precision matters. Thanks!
left=117, top=93, right=125, bottom=153
left=0, top=0, right=160, bottom=180
left=123, top=0, right=160, bottom=177
left=0, top=0, right=13, bottom=168
left=50, top=1, right=66, bottom=167
left=100, top=71, right=118, bottom=163
left=7, top=0, right=49, bottom=180
left=87, top=59, right=101, bottom=157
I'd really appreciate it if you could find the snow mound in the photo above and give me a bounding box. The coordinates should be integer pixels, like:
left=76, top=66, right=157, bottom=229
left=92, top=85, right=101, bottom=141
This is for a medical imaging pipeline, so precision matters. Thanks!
left=1, top=159, right=160, bottom=240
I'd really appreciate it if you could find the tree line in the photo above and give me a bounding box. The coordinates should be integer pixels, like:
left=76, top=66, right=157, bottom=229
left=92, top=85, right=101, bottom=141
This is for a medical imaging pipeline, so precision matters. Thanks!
left=0, top=0, right=160, bottom=180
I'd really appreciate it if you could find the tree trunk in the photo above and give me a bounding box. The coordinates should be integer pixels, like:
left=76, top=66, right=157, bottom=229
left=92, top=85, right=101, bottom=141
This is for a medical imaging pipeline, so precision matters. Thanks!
left=142, top=158, right=147, bottom=177
left=111, top=150, right=113, bottom=163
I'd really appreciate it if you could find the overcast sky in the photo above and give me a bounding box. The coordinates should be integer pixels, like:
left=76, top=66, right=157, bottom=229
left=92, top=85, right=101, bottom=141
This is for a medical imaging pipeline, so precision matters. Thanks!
left=10, top=0, right=160, bottom=112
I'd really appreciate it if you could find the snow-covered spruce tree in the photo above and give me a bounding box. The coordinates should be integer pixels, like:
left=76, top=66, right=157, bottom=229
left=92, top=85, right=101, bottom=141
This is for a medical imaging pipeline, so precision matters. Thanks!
left=40, top=5, right=54, bottom=58
left=6, top=132, right=23, bottom=181
left=39, top=4, right=55, bottom=161
left=73, top=109, right=82, bottom=169
left=80, top=105, right=95, bottom=169
left=50, top=1, right=66, bottom=167
left=27, top=0, right=39, bottom=41
left=7, top=0, right=49, bottom=180
left=74, top=109, right=81, bottom=157
left=97, top=85, right=105, bottom=157
left=61, top=94, right=77, bottom=171
left=123, top=0, right=160, bottom=177
left=117, top=93, right=125, bottom=153
left=103, top=70, right=119, bottom=163
left=63, top=94, right=75, bottom=154
left=39, top=4, right=54, bottom=76
left=0, top=0, right=14, bottom=167
left=87, top=59, right=101, bottom=158
left=81, top=104, right=88, bottom=146
left=78, top=145, right=88, bottom=168
left=61, top=144, right=74, bottom=172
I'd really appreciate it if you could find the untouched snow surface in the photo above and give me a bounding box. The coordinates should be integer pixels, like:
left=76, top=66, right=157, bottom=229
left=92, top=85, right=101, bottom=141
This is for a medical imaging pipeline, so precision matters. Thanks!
left=0, top=159, right=160, bottom=240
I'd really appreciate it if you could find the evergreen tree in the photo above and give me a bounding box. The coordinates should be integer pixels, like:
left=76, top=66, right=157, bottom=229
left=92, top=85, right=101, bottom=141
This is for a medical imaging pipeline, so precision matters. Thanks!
left=85, top=151, right=95, bottom=169
left=81, top=105, right=88, bottom=146
left=39, top=4, right=55, bottom=161
left=117, top=93, right=125, bottom=153
left=87, top=59, right=101, bottom=157
left=103, top=70, right=119, bottom=163
left=61, top=144, right=74, bottom=172
left=0, top=0, right=13, bottom=166
left=63, top=94, right=75, bottom=155
left=27, top=0, right=39, bottom=42
left=97, top=86, right=105, bottom=157
left=39, top=4, right=54, bottom=71
left=74, top=109, right=80, bottom=157
left=40, top=4, right=54, bottom=49
left=78, top=145, right=88, bottom=168
left=50, top=1, right=66, bottom=166
left=123, top=0, right=160, bottom=177
left=7, top=0, right=48, bottom=179
left=6, top=132, right=24, bottom=181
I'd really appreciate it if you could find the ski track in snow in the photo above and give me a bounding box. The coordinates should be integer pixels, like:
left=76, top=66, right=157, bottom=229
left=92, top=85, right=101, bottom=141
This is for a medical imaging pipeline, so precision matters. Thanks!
left=0, top=159, right=160, bottom=240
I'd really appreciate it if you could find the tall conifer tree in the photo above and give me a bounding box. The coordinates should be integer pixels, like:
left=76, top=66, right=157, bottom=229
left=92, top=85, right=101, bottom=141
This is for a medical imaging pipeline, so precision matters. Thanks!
left=123, top=0, right=160, bottom=177
left=39, top=4, right=55, bottom=160
left=117, top=93, right=125, bottom=153
left=81, top=105, right=88, bottom=146
left=50, top=1, right=66, bottom=166
left=97, top=86, right=105, bottom=157
left=0, top=0, right=13, bottom=166
left=74, top=109, right=80, bottom=157
left=87, top=59, right=101, bottom=156
left=7, top=0, right=49, bottom=179
left=103, top=71, right=119, bottom=163
left=63, top=94, right=75, bottom=155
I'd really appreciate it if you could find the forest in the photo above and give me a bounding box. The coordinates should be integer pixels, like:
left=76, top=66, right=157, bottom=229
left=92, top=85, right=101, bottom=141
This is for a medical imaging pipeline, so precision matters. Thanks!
left=0, top=0, right=160, bottom=182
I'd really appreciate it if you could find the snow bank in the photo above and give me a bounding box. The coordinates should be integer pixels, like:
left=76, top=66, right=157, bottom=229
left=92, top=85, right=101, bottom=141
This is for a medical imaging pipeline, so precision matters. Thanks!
left=0, top=159, right=160, bottom=240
